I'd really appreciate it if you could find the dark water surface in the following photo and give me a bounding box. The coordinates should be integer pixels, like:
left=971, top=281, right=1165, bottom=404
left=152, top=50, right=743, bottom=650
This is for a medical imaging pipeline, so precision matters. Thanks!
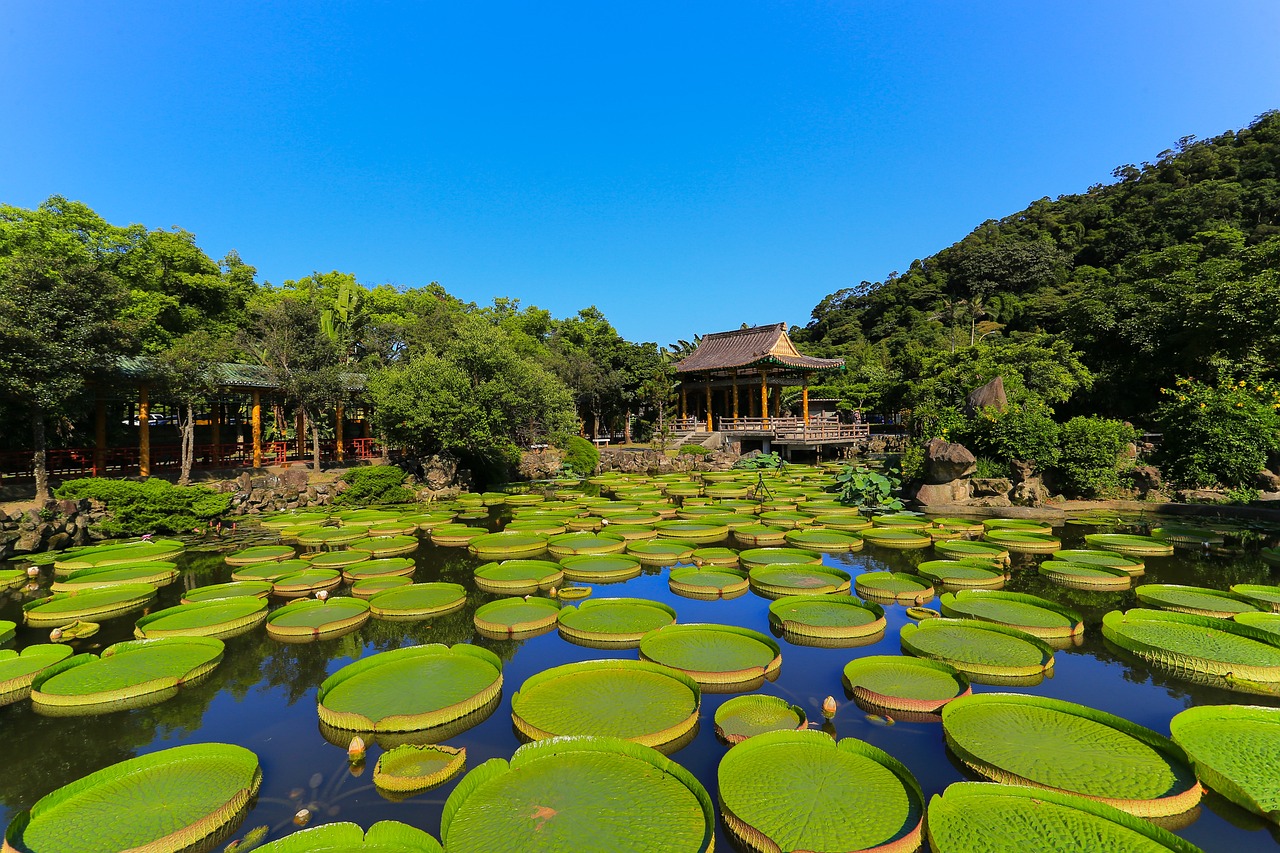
left=3, top=509, right=1280, bottom=851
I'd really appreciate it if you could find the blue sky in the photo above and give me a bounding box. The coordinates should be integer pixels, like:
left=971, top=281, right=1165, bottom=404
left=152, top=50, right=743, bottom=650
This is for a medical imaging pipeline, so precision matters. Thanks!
left=2, top=2, right=1278, bottom=345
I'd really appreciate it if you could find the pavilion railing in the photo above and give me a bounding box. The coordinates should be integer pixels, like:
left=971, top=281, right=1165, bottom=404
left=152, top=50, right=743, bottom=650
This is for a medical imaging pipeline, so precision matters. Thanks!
left=717, top=417, right=870, bottom=440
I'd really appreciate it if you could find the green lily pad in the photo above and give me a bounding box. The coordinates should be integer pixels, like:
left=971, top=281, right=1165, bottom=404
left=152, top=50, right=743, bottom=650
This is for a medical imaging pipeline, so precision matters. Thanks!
left=181, top=580, right=273, bottom=604
left=1039, top=560, right=1133, bottom=590
left=652, top=521, right=730, bottom=543
left=941, top=693, right=1201, bottom=817
left=369, top=582, right=467, bottom=621
left=557, top=598, right=677, bottom=648
left=265, top=597, right=372, bottom=642
left=506, top=519, right=567, bottom=535
left=429, top=525, right=488, bottom=546
left=473, top=560, right=563, bottom=594
left=860, top=527, right=932, bottom=548
left=546, top=532, right=627, bottom=557
left=717, top=730, right=924, bottom=852
left=0, top=644, right=75, bottom=706
left=842, top=655, right=971, bottom=714
left=343, top=557, right=416, bottom=581
left=748, top=565, right=851, bottom=599
left=373, top=745, right=467, bottom=795
left=1235, top=611, right=1280, bottom=639
left=468, top=531, right=550, bottom=560
left=1263, top=547, right=1280, bottom=567
left=255, top=821, right=443, bottom=852
left=260, top=511, right=332, bottom=529
left=934, top=540, right=1009, bottom=563
left=668, top=567, right=749, bottom=600
left=50, top=561, right=178, bottom=591
left=338, top=509, right=405, bottom=526
left=737, top=547, right=822, bottom=571
left=917, top=560, right=1008, bottom=589
left=982, top=530, right=1062, bottom=553
left=871, top=513, right=931, bottom=530
left=713, top=695, right=806, bottom=743
left=23, top=584, right=157, bottom=628
left=134, top=597, right=269, bottom=640
left=31, top=636, right=224, bottom=715
left=1153, top=525, right=1225, bottom=545
left=318, top=643, right=503, bottom=733
left=474, top=597, right=561, bottom=638
left=854, top=571, right=935, bottom=604
left=307, top=550, right=373, bottom=569
left=559, top=554, right=643, bottom=583
left=926, top=782, right=1203, bottom=852
left=900, top=618, right=1055, bottom=680
left=639, top=624, right=781, bottom=689
left=295, top=526, right=366, bottom=546
left=1052, top=549, right=1145, bottom=575
left=350, top=576, right=414, bottom=599
left=231, top=558, right=315, bottom=581
left=626, top=539, right=697, bottom=565
left=732, top=524, right=789, bottom=546
left=689, top=547, right=739, bottom=567
left=1230, top=584, right=1280, bottom=612
left=511, top=659, right=699, bottom=748
left=600, top=524, right=659, bottom=541
left=940, top=590, right=1084, bottom=639
left=1135, top=584, right=1259, bottom=617
left=767, top=594, right=884, bottom=642
left=756, top=510, right=811, bottom=529
left=1170, top=704, right=1280, bottom=824
left=52, top=539, right=184, bottom=572
left=272, top=568, right=343, bottom=598
left=1084, top=534, right=1174, bottom=557
left=443, top=738, right=713, bottom=852
left=1, top=743, right=261, bottom=853
left=348, top=535, right=420, bottom=558
left=224, top=545, right=296, bottom=566
left=782, top=528, right=863, bottom=552
left=0, top=569, right=25, bottom=591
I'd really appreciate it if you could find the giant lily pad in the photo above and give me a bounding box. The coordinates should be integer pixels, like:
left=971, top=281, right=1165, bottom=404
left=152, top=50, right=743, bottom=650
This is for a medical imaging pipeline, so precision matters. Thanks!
left=1102, top=609, right=1280, bottom=694
left=557, top=598, right=677, bottom=648
left=546, top=532, right=627, bottom=558
left=307, top=550, right=372, bottom=569
left=224, top=545, right=296, bottom=566
left=1084, top=534, right=1174, bottom=557
left=668, top=566, right=749, bottom=600
left=810, top=513, right=873, bottom=532
left=1053, top=549, right=1145, bottom=575
left=343, top=557, right=416, bottom=582
left=350, top=576, right=413, bottom=599
left=51, top=562, right=178, bottom=591
left=1235, top=611, right=1280, bottom=639
left=854, top=571, right=935, bottom=604
left=756, top=511, right=812, bottom=529
left=374, top=745, right=467, bottom=795
left=230, top=558, right=314, bottom=582
left=626, top=540, right=696, bottom=565
left=1, top=743, right=261, bottom=853
left=737, top=547, right=823, bottom=571
left=748, top=565, right=851, bottom=599
left=348, top=535, right=419, bottom=558
left=31, top=636, right=224, bottom=715
left=1230, top=584, right=1280, bottom=612
left=473, top=560, right=563, bottom=594
left=474, top=597, right=561, bottom=638
left=1038, top=560, right=1133, bottom=590
left=941, top=693, right=1201, bottom=817
left=368, top=582, right=467, bottom=621
left=255, top=821, right=443, bottom=852
left=52, top=539, right=184, bottom=572
left=181, top=580, right=272, bottom=604
left=559, top=554, right=643, bottom=583
left=23, top=583, right=157, bottom=628
left=260, top=511, right=331, bottom=529
left=732, top=524, right=789, bottom=546
left=468, top=532, right=549, bottom=560
left=842, top=655, right=971, bottom=715
left=272, top=568, right=343, bottom=599
left=767, top=594, right=884, bottom=642
left=713, top=695, right=806, bottom=743
left=653, top=520, right=730, bottom=543
left=0, top=644, right=74, bottom=706
left=871, top=513, right=931, bottom=530
left=1169, top=704, right=1280, bottom=824
left=266, top=597, right=371, bottom=642
left=511, top=659, right=699, bottom=749
left=917, top=560, right=1008, bottom=589
left=935, top=540, right=1009, bottom=563
left=639, top=623, right=781, bottom=688
left=860, top=527, right=932, bottom=549
left=0, top=569, right=25, bottom=591
left=717, top=729, right=924, bottom=853
left=689, top=547, right=739, bottom=567
left=1135, top=583, right=1259, bottom=617
left=295, top=526, right=366, bottom=547
left=429, top=525, right=488, bottom=546
left=940, top=590, right=1084, bottom=639
left=982, top=530, right=1062, bottom=553
left=135, top=597, right=269, bottom=640
left=1153, top=525, right=1225, bottom=546
left=782, top=528, right=864, bottom=552
left=926, top=783, right=1203, bottom=853
left=440, top=737, right=713, bottom=853
left=900, top=618, right=1054, bottom=680
left=318, top=643, right=503, bottom=733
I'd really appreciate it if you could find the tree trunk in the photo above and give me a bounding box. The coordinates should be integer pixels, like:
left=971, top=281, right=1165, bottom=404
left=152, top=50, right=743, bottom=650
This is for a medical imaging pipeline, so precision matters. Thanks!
left=178, top=402, right=194, bottom=486
left=624, top=408, right=631, bottom=444
left=311, top=408, right=322, bottom=471
left=31, top=407, right=49, bottom=503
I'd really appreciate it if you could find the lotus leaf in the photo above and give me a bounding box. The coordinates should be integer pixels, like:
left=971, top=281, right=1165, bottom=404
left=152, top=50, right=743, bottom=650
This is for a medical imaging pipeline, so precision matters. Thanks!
left=1084, top=533, right=1174, bottom=557
left=429, top=525, right=488, bottom=546
left=916, top=560, right=1007, bottom=589
left=782, top=528, right=863, bottom=552
left=668, top=566, right=749, bottom=600
left=224, top=545, right=296, bottom=566
left=440, top=736, right=713, bottom=853
left=231, top=558, right=314, bottom=581
left=1, top=742, right=261, bottom=853
left=557, top=598, right=677, bottom=647
left=717, top=729, right=924, bottom=852
left=747, top=565, right=851, bottom=599
left=854, top=571, right=935, bottom=603
left=713, top=695, right=806, bottom=743
left=842, top=655, right=970, bottom=714
left=368, top=582, right=467, bottom=621
left=1230, top=584, right=1280, bottom=611
left=373, top=745, right=467, bottom=795
left=653, top=520, right=730, bottom=542
left=982, top=530, right=1062, bottom=553
left=31, top=636, right=224, bottom=714
left=860, top=527, right=932, bottom=548
left=134, top=598, right=269, bottom=639
left=318, top=643, right=502, bottom=732
left=559, top=554, right=643, bottom=583
left=940, top=590, right=1084, bottom=639
left=1169, top=704, right=1280, bottom=823
left=1135, top=583, right=1258, bottom=617
left=307, top=550, right=372, bottom=569
left=473, top=560, right=563, bottom=594
left=934, top=540, right=1009, bottom=562
left=468, top=531, right=549, bottom=560
left=1038, top=560, right=1132, bottom=590
left=255, top=820, right=443, bottom=852
left=1052, top=548, right=1145, bottom=574
left=625, top=540, right=696, bottom=565
left=272, top=569, right=343, bottom=598
left=732, top=524, right=789, bottom=546
left=23, top=583, right=157, bottom=628
left=51, top=561, right=178, bottom=591
left=767, top=594, right=884, bottom=640
left=52, top=539, right=184, bottom=571
left=900, top=618, right=1054, bottom=678
left=511, top=659, right=699, bottom=748
left=181, top=580, right=273, bottom=604
left=639, top=623, right=781, bottom=686
left=926, top=783, right=1203, bottom=853
left=941, top=693, right=1201, bottom=817
left=1102, top=609, right=1280, bottom=692
left=343, top=557, right=416, bottom=581
left=474, top=597, right=561, bottom=637
left=0, top=644, right=74, bottom=706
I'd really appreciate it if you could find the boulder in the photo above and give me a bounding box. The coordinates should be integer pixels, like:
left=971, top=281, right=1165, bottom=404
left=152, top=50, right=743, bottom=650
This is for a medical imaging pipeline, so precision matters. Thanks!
left=1255, top=470, right=1280, bottom=492
left=280, top=468, right=309, bottom=490
left=970, top=477, right=1012, bottom=497
left=1010, top=478, right=1049, bottom=508
left=968, top=495, right=1013, bottom=508
left=1010, top=460, right=1036, bottom=483
left=923, top=438, right=977, bottom=484
left=964, top=376, right=1008, bottom=416
left=1130, top=465, right=1163, bottom=495
left=519, top=448, right=565, bottom=481
left=1176, top=489, right=1232, bottom=505
left=913, top=480, right=971, bottom=506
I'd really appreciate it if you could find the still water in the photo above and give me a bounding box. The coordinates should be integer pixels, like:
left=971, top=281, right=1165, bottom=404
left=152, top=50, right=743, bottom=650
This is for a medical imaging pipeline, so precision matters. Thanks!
left=2, top=509, right=1279, bottom=852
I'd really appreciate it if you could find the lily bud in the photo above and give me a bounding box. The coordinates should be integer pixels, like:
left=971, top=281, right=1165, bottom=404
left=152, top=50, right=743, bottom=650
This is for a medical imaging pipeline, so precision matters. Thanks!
left=549, top=587, right=559, bottom=599
left=26, top=567, right=39, bottom=578
left=316, top=590, right=329, bottom=601
left=821, top=696, right=838, bottom=719
left=347, top=736, right=366, bottom=764
left=49, top=627, right=63, bottom=642
left=293, top=809, right=311, bottom=827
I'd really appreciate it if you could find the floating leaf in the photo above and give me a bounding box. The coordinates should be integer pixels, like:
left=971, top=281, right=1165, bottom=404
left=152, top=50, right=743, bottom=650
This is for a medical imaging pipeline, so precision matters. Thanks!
left=473, top=560, right=563, bottom=594
left=368, top=582, right=467, bottom=621
left=558, top=554, right=643, bottom=583
left=1038, top=560, right=1133, bottom=590
left=748, top=565, right=851, bottom=599
left=0, top=644, right=74, bottom=706
left=767, top=594, right=884, bottom=642
left=900, top=618, right=1054, bottom=681
left=51, top=562, right=178, bottom=591
left=668, top=567, right=749, bottom=600
left=854, top=571, right=935, bottom=604
left=639, top=623, right=781, bottom=689
left=52, top=540, right=184, bottom=572
left=468, top=532, right=550, bottom=560
left=1169, top=704, right=1280, bottom=824
left=1084, top=534, right=1174, bottom=557
left=917, top=560, right=1008, bottom=590
left=557, top=598, right=677, bottom=648
left=135, top=598, right=269, bottom=640
left=940, top=590, right=1084, bottom=639
left=1135, top=583, right=1259, bottom=617
left=224, top=545, right=296, bottom=566
left=1052, top=549, right=1145, bottom=575
left=473, top=597, right=561, bottom=638
left=842, top=654, right=971, bottom=714
left=23, top=584, right=157, bottom=628
left=182, top=581, right=273, bottom=604
left=265, top=597, right=371, bottom=642
left=374, top=745, right=467, bottom=795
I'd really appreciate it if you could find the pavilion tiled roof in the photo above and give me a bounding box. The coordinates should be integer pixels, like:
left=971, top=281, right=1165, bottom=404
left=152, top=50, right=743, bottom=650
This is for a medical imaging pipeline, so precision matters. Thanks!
left=114, top=356, right=366, bottom=392
left=674, top=323, right=844, bottom=374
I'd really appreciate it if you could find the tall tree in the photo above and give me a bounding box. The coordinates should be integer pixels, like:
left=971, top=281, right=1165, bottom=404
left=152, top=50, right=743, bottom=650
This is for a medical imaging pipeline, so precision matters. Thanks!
left=156, top=330, right=234, bottom=485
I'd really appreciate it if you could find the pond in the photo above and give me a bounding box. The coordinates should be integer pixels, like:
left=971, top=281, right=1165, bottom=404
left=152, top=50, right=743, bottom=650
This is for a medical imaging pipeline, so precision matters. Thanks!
left=2, top=488, right=1279, bottom=851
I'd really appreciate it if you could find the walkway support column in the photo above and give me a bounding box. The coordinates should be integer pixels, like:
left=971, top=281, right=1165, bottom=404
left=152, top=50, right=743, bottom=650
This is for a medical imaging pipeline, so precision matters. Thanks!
left=251, top=390, right=263, bottom=469
left=336, top=402, right=345, bottom=461
left=94, top=398, right=107, bottom=476
left=731, top=370, right=739, bottom=419
left=680, top=385, right=687, bottom=421
left=211, top=399, right=221, bottom=466
left=802, top=381, right=810, bottom=424
left=705, top=382, right=713, bottom=432
left=759, top=369, right=769, bottom=426
left=138, top=384, right=151, bottom=477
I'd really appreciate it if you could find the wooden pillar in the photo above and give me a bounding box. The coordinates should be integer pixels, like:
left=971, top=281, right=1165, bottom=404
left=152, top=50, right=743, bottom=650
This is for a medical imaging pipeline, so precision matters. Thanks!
left=731, top=370, right=739, bottom=419
left=759, top=370, right=769, bottom=426
left=138, top=384, right=151, bottom=477
left=680, top=384, right=687, bottom=421
left=705, top=383, right=712, bottom=431
left=336, top=402, right=345, bottom=461
left=251, top=390, right=263, bottom=468
left=802, top=381, right=810, bottom=424
left=211, top=399, right=221, bottom=465
left=94, top=398, right=107, bottom=475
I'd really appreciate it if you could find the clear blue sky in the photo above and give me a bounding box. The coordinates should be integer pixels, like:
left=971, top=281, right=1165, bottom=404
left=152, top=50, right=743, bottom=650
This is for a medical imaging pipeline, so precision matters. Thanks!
left=3, top=2, right=1278, bottom=345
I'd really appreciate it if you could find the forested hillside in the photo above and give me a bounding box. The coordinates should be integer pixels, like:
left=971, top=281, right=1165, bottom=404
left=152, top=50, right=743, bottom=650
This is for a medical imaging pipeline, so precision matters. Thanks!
left=794, top=111, right=1280, bottom=421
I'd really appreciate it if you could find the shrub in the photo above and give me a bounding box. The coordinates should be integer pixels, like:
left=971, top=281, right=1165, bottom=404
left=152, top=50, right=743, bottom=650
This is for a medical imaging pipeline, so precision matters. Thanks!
left=960, top=403, right=1060, bottom=470
left=734, top=452, right=783, bottom=470
left=1053, top=416, right=1137, bottom=497
left=973, top=456, right=1012, bottom=479
left=336, top=464, right=414, bottom=505
left=898, top=442, right=926, bottom=483
left=833, top=464, right=904, bottom=514
left=1154, top=376, right=1280, bottom=488
left=908, top=401, right=968, bottom=442
left=561, top=436, right=600, bottom=476
left=55, top=478, right=231, bottom=536
left=678, top=444, right=712, bottom=456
